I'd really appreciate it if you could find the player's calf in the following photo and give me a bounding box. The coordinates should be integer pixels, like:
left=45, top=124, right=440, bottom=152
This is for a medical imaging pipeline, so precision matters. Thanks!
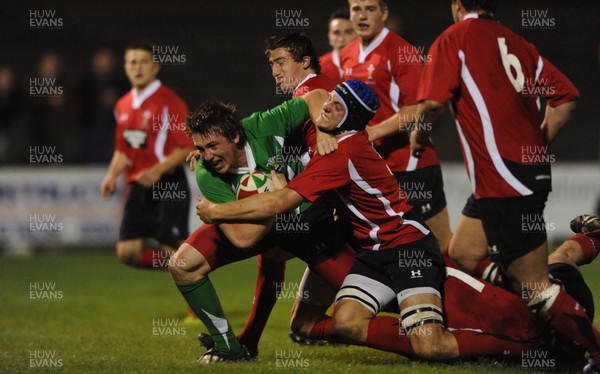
left=169, top=243, right=211, bottom=284
left=332, top=299, right=373, bottom=343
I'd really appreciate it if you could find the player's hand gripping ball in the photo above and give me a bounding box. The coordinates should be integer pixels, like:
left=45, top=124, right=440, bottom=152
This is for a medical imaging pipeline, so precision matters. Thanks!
left=236, top=170, right=275, bottom=199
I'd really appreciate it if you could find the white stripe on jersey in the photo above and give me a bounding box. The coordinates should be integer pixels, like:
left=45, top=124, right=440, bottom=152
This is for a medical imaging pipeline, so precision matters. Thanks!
left=388, top=59, right=401, bottom=113
left=405, top=155, right=418, bottom=172
left=332, top=50, right=343, bottom=78
left=338, top=156, right=430, bottom=250
left=154, top=106, right=168, bottom=162
left=359, top=28, right=389, bottom=63
left=451, top=103, right=477, bottom=193
left=335, top=191, right=381, bottom=251
left=458, top=50, right=533, bottom=196
left=446, top=267, right=484, bottom=292
left=535, top=56, right=544, bottom=110
left=401, top=218, right=430, bottom=236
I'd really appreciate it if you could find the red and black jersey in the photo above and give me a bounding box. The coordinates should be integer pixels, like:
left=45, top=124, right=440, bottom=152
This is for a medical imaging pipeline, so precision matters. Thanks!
left=114, top=80, right=193, bottom=183
left=418, top=14, right=579, bottom=198
left=287, top=131, right=428, bottom=251
left=319, top=51, right=344, bottom=85
left=341, top=28, right=439, bottom=172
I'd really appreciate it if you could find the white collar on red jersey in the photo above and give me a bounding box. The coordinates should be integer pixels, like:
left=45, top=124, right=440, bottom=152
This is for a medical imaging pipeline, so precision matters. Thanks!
left=132, top=79, right=161, bottom=109
left=337, top=131, right=358, bottom=144
left=463, top=13, right=480, bottom=21
left=293, top=73, right=317, bottom=95
left=359, top=27, right=390, bottom=63
left=332, top=50, right=343, bottom=77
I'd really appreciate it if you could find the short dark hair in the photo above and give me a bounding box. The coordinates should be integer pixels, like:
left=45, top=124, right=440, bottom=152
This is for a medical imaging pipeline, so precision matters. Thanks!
left=185, top=101, right=246, bottom=148
left=265, top=32, right=321, bottom=75
left=125, top=41, right=153, bottom=55
left=348, top=0, right=388, bottom=11
left=329, top=8, right=350, bottom=21
left=458, top=0, right=497, bottom=13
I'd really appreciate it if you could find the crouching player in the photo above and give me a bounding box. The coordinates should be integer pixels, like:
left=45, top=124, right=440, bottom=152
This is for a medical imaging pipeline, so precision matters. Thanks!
left=196, top=81, right=540, bottom=360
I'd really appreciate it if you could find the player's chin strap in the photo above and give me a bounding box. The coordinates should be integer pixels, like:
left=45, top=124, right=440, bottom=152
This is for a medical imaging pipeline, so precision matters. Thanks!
left=400, top=304, right=445, bottom=334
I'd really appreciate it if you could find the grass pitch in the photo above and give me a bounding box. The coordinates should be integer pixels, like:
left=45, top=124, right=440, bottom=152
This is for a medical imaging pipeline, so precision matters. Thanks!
left=1, top=252, right=599, bottom=373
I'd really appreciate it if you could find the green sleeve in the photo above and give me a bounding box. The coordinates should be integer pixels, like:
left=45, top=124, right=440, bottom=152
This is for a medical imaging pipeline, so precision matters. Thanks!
left=242, top=97, right=309, bottom=139
left=196, top=165, right=236, bottom=204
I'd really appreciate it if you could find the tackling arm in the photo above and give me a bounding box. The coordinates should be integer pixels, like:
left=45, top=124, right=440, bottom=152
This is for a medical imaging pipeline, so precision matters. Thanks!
left=196, top=188, right=305, bottom=224
left=366, top=104, right=419, bottom=142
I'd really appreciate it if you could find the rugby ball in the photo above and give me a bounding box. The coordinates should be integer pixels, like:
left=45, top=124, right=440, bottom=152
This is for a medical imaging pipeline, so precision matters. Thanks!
left=236, top=170, right=275, bottom=199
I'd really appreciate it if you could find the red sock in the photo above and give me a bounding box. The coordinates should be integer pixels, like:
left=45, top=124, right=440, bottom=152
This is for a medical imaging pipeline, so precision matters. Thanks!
left=237, top=255, right=286, bottom=353
left=365, top=316, right=414, bottom=358
left=451, top=329, right=538, bottom=358
left=546, top=288, right=600, bottom=361
left=138, top=248, right=168, bottom=269
left=307, top=316, right=337, bottom=340
left=569, top=233, right=600, bottom=265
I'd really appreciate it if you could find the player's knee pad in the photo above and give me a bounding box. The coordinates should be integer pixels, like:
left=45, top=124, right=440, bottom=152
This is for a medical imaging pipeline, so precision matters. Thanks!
left=335, top=287, right=379, bottom=315
left=400, top=304, right=444, bottom=334
left=526, top=282, right=561, bottom=316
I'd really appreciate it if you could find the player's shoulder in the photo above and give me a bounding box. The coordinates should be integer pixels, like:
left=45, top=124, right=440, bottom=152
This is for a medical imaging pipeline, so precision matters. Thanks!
left=320, top=51, right=333, bottom=62
left=384, top=29, right=413, bottom=47
left=338, top=130, right=370, bottom=150
left=156, top=84, right=185, bottom=102
left=115, top=89, right=133, bottom=110
left=340, top=38, right=361, bottom=60
left=195, top=162, right=220, bottom=185
left=305, top=74, right=336, bottom=92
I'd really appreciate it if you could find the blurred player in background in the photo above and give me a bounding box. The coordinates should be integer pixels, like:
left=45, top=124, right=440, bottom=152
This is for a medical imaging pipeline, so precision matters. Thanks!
left=100, top=41, right=193, bottom=269
left=408, top=1, right=600, bottom=371
left=319, top=8, right=357, bottom=85
left=341, top=0, right=452, bottom=252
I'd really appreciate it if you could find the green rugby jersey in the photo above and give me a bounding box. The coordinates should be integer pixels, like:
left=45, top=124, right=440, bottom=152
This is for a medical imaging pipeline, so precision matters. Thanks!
left=196, top=97, right=311, bottom=210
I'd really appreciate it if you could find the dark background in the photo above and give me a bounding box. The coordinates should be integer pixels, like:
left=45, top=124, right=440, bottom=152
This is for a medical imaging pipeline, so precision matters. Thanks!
left=1, top=0, right=598, bottom=164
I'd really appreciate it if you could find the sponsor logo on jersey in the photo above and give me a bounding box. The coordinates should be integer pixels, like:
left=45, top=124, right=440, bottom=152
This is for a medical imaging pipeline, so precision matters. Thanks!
left=123, top=129, right=148, bottom=149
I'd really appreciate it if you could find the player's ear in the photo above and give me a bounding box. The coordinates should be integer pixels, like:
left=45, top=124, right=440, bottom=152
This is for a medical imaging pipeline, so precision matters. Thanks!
left=233, top=134, right=240, bottom=144
left=152, top=63, right=160, bottom=76
left=381, top=5, right=389, bottom=22
left=301, top=56, right=311, bottom=69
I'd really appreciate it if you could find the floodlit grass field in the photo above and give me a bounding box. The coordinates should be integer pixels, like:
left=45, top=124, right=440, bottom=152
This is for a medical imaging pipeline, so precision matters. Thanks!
left=1, top=252, right=599, bottom=373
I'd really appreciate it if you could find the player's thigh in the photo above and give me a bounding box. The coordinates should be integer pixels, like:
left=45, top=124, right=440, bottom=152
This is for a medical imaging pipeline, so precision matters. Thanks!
left=425, top=206, right=452, bottom=252
left=448, top=213, right=488, bottom=271
left=182, top=223, right=263, bottom=271
left=169, top=243, right=211, bottom=276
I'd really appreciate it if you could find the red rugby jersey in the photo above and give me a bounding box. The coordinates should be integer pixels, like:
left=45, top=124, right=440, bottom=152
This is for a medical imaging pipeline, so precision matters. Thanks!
left=114, top=80, right=193, bottom=183
left=319, top=51, right=344, bottom=85
left=287, top=131, right=429, bottom=251
left=418, top=14, right=579, bottom=198
left=341, top=28, right=439, bottom=172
